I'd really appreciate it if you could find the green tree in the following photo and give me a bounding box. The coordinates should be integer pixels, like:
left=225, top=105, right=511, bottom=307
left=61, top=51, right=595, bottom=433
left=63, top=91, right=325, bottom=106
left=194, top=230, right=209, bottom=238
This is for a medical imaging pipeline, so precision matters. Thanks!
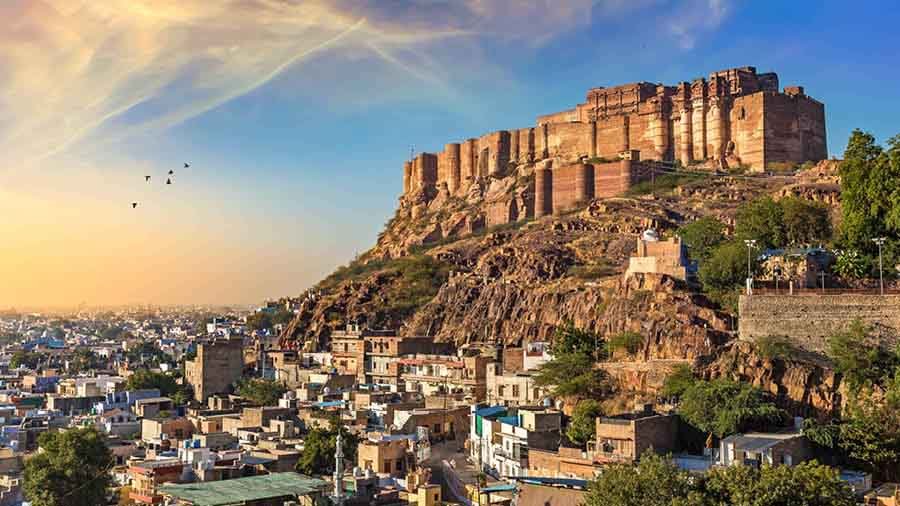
left=10, top=351, right=43, bottom=370
left=24, top=428, right=113, bottom=506
left=838, top=392, right=900, bottom=481
left=833, top=249, right=869, bottom=279
left=567, top=399, right=602, bottom=445
left=246, top=312, right=273, bottom=332
left=69, top=349, right=102, bottom=374
left=533, top=352, right=613, bottom=400
left=826, top=319, right=898, bottom=390
left=607, top=331, right=643, bottom=356
left=677, top=217, right=726, bottom=261
left=125, top=369, right=179, bottom=396
left=296, top=426, right=359, bottom=476
left=677, top=379, right=789, bottom=438
left=126, top=341, right=169, bottom=367
left=550, top=320, right=603, bottom=358
left=236, top=378, right=287, bottom=406
left=703, top=461, right=855, bottom=506
left=780, top=196, right=832, bottom=246
left=839, top=130, right=900, bottom=251
left=699, top=240, right=756, bottom=291
left=584, top=453, right=696, bottom=506
left=735, top=197, right=785, bottom=249
left=661, top=364, right=696, bottom=400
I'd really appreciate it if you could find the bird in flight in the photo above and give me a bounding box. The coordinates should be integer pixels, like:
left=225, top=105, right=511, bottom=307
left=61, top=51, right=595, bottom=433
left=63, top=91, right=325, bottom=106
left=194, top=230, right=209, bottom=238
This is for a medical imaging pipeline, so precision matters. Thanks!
left=131, top=202, right=138, bottom=209
left=168, top=169, right=174, bottom=175
left=166, top=178, right=172, bottom=185
left=184, top=162, right=190, bottom=168
left=145, top=176, right=151, bottom=182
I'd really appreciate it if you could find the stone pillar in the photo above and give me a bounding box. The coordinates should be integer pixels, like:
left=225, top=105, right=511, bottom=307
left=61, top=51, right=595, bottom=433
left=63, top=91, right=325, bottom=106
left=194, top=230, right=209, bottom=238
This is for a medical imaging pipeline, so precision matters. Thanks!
left=522, top=128, right=535, bottom=162
left=403, top=162, right=412, bottom=193
left=706, top=97, right=725, bottom=162
left=651, top=110, right=669, bottom=161
left=575, top=163, right=595, bottom=203
left=590, top=121, right=598, bottom=158
left=534, top=167, right=553, bottom=218
left=541, top=124, right=550, bottom=159
left=445, top=143, right=461, bottom=194
left=621, top=116, right=631, bottom=152
left=510, top=129, right=520, bottom=163
left=460, top=139, right=477, bottom=188
left=679, top=107, right=693, bottom=165
left=692, top=100, right=707, bottom=161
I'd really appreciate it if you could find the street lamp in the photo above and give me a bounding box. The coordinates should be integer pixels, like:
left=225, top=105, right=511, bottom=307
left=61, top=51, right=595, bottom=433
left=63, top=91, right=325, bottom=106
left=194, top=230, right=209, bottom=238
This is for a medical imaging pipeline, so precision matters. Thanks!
left=873, top=237, right=887, bottom=295
left=744, top=239, right=758, bottom=294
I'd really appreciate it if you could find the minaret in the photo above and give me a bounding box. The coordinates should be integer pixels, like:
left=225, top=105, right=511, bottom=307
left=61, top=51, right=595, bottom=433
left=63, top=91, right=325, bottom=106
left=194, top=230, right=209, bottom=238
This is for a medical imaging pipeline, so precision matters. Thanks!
left=332, top=432, right=344, bottom=506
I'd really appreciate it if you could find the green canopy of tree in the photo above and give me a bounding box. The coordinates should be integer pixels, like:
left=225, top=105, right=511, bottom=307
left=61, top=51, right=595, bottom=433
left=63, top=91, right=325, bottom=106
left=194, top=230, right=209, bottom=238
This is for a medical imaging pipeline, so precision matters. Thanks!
left=699, top=240, right=755, bottom=292
left=677, top=379, right=789, bottom=438
left=677, top=217, right=726, bottom=262
left=10, top=351, right=43, bottom=370
left=660, top=364, right=696, bottom=400
left=550, top=320, right=604, bottom=358
left=533, top=351, right=613, bottom=400
left=125, top=369, right=179, bottom=396
left=826, top=319, right=898, bottom=390
left=839, top=130, right=900, bottom=253
left=607, top=331, right=643, bottom=356
left=780, top=196, right=832, bottom=247
left=584, top=453, right=698, bottom=506
left=236, top=378, right=287, bottom=406
left=567, top=399, right=602, bottom=445
left=69, top=349, right=102, bottom=374
left=584, top=453, right=854, bottom=506
left=702, top=461, right=855, bottom=506
left=735, top=197, right=786, bottom=249
left=296, top=425, right=359, bottom=476
left=24, top=428, right=113, bottom=506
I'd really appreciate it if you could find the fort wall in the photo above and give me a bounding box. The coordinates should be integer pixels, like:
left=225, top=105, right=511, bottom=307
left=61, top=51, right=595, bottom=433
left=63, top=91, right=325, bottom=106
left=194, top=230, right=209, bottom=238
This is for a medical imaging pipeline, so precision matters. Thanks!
left=738, top=295, right=900, bottom=353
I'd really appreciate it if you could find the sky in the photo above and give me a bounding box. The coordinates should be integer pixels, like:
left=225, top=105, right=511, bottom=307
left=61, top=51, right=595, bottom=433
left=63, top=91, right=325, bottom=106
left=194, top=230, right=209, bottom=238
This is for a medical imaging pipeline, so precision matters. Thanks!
left=1, top=0, right=899, bottom=308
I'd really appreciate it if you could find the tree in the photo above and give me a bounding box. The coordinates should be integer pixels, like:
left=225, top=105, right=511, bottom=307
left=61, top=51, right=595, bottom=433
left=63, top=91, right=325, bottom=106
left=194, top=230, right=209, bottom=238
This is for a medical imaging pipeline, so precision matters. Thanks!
left=837, top=391, right=900, bottom=481
left=584, top=453, right=696, bottom=506
left=69, top=349, right=102, bottom=374
left=661, top=364, right=696, bottom=400
left=126, top=341, right=168, bottom=367
left=833, top=249, right=869, bottom=279
left=677, top=217, right=726, bottom=261
left=10, top=351, right=43, bottom=370
left=703, top=461, right=855, bottom=506
left=699, top=240, right=755, bottom=292
left=126, top=369, right=178, bottom=395
left=780, top=196, right=832, bottom=246
left=567, top=399, right=602, bottom=445
left=236, top=378, right=287, bottom=406
left=677, top=379, right=789, bottom=438
left=735, top=197, right=785, bottom=249
left=24, top=428, right=113, bottom=506
left=839, top=130, right=900, bottom=251
left=296, top=425, right=359, bottom=476
left=533, top=352, right=613, bottom=400
left=550, top=320, right=603, bottom=358
left=826, top=319, right=897, bottom=390
left=246, top=312, right=274, bottom=332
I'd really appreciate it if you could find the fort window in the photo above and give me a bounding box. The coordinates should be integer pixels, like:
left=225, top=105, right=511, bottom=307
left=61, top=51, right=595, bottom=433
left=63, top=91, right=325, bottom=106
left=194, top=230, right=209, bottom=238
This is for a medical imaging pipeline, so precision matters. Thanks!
left=739, top=107, right=746, bottom=120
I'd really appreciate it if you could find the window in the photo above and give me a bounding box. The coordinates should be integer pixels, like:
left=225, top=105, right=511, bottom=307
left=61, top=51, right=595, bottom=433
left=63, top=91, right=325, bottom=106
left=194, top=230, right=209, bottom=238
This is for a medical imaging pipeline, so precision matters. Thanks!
left=434, top=423, right=441, bottom=433
left=512, top=385, right=520, bottom=398
left=396, top=460, right=403, bottom=471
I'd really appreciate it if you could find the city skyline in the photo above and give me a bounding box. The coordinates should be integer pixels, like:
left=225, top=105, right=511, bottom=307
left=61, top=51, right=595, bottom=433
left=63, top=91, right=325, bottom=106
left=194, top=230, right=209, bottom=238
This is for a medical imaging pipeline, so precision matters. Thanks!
left=2, top=0, right=899, bottom=306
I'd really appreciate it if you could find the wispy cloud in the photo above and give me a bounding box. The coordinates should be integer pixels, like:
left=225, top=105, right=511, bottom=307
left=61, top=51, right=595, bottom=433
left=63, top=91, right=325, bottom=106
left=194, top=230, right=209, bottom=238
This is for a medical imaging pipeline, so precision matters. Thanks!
left=666, top=0, right=731, bottom=50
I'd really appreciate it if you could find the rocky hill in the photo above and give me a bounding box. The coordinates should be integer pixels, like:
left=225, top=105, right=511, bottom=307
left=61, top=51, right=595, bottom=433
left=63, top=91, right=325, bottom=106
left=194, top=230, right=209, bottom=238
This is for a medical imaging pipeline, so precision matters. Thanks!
left=279, top=160, right=843, bottom=418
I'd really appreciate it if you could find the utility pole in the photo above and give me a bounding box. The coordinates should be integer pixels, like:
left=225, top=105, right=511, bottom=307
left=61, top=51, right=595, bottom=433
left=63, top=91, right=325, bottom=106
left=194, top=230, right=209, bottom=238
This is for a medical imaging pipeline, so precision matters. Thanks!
left=873, top=237, right=887, bottom=295
left=332, top=432, right=345, bottom=506
left=743, top=239, right=757, bottom=295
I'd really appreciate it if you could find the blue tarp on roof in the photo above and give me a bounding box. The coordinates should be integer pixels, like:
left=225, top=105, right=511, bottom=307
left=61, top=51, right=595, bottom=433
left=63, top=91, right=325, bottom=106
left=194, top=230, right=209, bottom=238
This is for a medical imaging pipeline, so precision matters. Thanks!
left=498, top=416, right=520, bottom=426
left=481, top=484, right=517, bottom=493
left=508, top=476, right=589, bottom=489
left=474, top=406, right=506, bottom=418
left=313, top=400, right=344, bottom=408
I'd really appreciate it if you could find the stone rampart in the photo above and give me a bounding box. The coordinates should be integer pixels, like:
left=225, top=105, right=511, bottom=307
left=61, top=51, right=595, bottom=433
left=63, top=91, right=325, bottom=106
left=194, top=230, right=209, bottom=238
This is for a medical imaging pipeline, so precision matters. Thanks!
left=738, top=294, right=900, bottom=353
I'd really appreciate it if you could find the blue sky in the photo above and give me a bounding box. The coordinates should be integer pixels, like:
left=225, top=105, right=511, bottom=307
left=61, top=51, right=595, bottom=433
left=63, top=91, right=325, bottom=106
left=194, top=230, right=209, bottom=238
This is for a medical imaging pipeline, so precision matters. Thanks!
left=2, top=0, right=898, bottom=306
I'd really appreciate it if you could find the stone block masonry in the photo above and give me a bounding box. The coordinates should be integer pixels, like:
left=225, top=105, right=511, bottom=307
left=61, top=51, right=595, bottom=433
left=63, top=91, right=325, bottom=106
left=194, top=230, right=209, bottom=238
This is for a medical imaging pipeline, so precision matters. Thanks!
left=402, top=65, right=827, bottom=196
left=738, top=294, right=900, bottom=353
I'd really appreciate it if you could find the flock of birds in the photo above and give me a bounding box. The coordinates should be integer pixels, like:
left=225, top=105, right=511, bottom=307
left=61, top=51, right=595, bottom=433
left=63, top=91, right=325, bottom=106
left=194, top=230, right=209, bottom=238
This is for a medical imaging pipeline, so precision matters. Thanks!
left=132, top=162, right=190, bottom=208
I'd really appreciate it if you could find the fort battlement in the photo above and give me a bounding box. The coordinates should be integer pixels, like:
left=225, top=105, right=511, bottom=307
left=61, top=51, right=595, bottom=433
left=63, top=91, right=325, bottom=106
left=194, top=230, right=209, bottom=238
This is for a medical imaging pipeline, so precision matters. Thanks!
left=402, top=66, right=826, bottom=202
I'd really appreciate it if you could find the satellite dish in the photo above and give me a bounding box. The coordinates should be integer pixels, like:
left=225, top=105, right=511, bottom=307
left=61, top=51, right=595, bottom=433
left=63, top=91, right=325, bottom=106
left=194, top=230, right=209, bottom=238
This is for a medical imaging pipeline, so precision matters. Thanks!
left=642, top=229, right=660, bottom=242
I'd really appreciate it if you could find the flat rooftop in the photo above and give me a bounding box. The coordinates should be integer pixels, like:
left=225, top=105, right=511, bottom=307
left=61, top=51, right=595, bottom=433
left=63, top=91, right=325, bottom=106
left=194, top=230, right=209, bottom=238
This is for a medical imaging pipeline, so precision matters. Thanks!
left=159, top=472, right=327, bottom=505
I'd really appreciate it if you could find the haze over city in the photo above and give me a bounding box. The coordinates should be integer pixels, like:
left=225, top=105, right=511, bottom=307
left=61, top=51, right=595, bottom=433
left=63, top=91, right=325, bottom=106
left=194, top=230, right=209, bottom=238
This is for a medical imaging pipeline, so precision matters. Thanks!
left=2, top=0, right=899, bottom=307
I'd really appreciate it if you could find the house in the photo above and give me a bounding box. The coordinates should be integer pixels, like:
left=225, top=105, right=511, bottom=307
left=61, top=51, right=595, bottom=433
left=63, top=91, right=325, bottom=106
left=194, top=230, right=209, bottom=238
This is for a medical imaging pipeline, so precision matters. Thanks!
left=591, top=403, right=679, bottom=463
left=158, top=473, right=328, bottom=506
left=128, top=459, right=185, bottom=504
left=98, top=408, right=141, bottom=437
left=134, top=397, right=175, bottom=418
left=357, top=434, right=415, bottom=477
left=625, top=230, right=689, bottom=281
left=717, top=431, right=812, bottom=467
left=865, top=483, right=900, bottom=506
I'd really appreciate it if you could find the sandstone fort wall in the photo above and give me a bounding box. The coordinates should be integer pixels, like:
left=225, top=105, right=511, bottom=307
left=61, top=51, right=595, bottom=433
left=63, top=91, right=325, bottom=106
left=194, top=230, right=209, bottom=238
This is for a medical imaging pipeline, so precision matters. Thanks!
left=739, top=294, right=900, bottom=353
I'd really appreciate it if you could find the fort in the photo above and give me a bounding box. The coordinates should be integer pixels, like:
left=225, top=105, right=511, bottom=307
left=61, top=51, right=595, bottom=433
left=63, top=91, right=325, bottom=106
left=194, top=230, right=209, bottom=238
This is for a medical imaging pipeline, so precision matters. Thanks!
left=401, top=66, right=826, bottom=221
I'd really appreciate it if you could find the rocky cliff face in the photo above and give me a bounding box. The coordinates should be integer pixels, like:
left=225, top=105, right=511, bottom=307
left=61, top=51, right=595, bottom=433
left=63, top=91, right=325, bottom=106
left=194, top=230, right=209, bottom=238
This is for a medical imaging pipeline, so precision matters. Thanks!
left=280, top=160, right=845, bottom=415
